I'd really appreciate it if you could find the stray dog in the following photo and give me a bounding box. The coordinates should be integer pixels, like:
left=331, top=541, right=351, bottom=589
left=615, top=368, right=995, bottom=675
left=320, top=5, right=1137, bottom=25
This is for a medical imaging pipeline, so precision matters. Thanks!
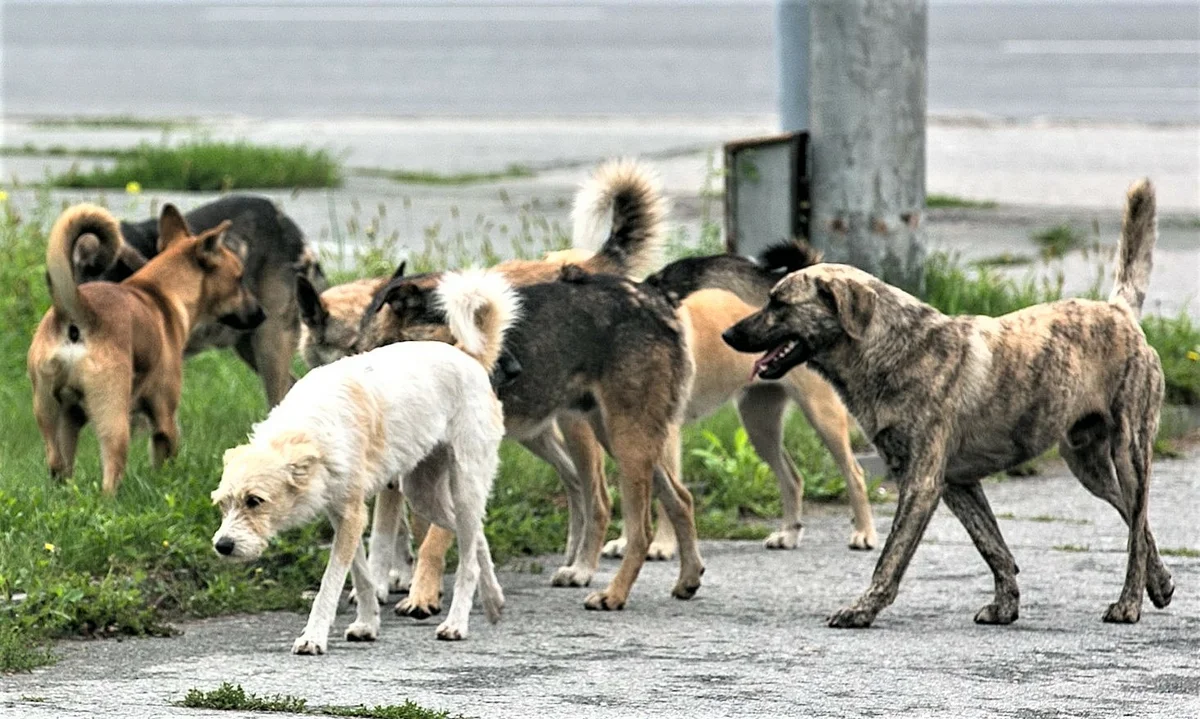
left=597, top=241, right=878, bottom=560
left=297, top=159, right=667, bottom=614
left=211, top=268, right=517, bottom=651
left=75, top=195, right=326, bottom=406
left=29, top=204, right=265, bottom=494
left=361, top=265, right=699, bottom=611
left=724, top=179, right=1172, bottom=627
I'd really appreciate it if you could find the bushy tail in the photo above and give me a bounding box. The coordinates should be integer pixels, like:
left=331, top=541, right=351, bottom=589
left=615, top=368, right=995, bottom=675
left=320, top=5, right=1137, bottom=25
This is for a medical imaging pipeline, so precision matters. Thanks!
left=46, top=203, right=123, bottom=328
left=572, top=158, right=667, bottom=279
left=435, top=269, right=521, bottom=371
left=1110, top=178, right=1157, bottom=316
left=758, top=239, right=822, bottom=275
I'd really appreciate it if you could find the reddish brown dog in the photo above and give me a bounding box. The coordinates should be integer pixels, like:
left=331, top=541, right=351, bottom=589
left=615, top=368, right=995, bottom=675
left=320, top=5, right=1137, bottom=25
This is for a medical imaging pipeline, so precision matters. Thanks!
left=28, top=203, right=265, bottom=494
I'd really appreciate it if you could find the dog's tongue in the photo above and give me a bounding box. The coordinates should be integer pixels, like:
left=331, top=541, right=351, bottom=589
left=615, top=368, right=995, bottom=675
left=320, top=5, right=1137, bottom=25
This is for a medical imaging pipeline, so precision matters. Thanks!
left=751, top=345, right=785, bottom=381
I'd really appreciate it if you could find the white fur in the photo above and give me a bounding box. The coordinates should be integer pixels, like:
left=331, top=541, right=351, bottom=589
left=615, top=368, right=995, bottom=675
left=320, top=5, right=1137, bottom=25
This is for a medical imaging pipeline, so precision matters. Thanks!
left=570, top=157, right=664, bottom=253
left=212, top=341, right=507, bottom=650
left=434, top=267, right=521, bottom=363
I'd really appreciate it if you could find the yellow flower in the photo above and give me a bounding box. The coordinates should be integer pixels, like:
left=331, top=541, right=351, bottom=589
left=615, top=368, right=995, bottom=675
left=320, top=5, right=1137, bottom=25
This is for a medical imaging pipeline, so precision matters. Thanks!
left=125, top=181, right=142, bottom=195
left=0, top=190, right=8, bottom=203
left=162, top=540, right=170, bottom=548
left=43, top=542, right=55, bottom=553
left=1188, top=350, right=1199, bottom=362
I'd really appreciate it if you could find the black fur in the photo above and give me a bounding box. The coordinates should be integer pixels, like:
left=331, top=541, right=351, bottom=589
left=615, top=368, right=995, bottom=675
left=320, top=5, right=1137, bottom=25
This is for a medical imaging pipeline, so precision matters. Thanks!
left=643, top=240, right=820, bottom=307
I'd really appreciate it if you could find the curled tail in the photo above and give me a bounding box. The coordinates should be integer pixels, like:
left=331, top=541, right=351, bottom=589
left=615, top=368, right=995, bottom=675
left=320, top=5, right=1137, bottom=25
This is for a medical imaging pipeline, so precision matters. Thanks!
left=1110, top=178, right=1157, bottom=316
left=47, top=203, right=123, bottom=328
left=758, top=239, right=822, bottom=275
left=572, top=158, right=667, bottom=279
left=435, top=269, right=521, bottom=371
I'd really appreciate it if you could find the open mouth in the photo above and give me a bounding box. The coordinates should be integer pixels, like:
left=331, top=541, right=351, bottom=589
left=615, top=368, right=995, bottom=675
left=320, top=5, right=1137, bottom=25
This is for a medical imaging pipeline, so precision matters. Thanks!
left=751, top=338, right=806, bottom=381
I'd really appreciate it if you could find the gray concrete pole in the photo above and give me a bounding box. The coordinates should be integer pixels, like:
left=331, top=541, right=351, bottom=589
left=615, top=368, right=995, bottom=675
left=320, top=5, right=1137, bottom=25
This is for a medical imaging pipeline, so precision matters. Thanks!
left=776, top=0, right=809, bottom=132
left=808, top=0, right=927, bottom=292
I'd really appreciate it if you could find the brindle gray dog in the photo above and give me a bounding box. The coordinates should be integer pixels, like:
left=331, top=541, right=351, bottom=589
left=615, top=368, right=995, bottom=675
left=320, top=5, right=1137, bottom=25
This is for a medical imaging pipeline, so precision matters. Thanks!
left=724, top=179, right=1172, bottom=628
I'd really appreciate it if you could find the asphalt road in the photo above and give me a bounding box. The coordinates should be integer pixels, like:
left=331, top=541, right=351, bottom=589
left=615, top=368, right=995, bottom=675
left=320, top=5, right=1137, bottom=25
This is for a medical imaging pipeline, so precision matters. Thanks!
left=3, top=452, right=1198, bottom=718
left=2, top=0, right=1197, bottom=122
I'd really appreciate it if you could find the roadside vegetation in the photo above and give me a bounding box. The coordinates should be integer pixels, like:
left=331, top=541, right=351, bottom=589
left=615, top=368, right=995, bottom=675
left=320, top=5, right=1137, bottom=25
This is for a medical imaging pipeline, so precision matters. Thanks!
left=0, top=187, right=1195, bottom=674
left=178, top=682, right=463, bottom=719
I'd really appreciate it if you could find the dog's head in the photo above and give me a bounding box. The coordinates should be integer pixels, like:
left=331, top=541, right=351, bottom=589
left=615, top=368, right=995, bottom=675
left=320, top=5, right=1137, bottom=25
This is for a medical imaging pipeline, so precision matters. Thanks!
left=296, top=275, right=387, bottom=368
left=156, top=205, right=266, bottom=331
left=722, top=264, right=877, bottom=380
left=210, top=432, right=324, bottom=561
left=355, top=263, right=455, bottom=353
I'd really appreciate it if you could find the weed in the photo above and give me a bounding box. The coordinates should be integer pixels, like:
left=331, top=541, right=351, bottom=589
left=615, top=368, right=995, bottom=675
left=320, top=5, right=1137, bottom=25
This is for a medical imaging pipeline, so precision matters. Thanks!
left=179, top=683, right=465, bottom=719
left=1027, top=515, right=1091, bottom=525
left=29, top=115, right=200, bottom=132
left=1031, top=223, right=1086, bottom=260
left=355, top=165, right=534, bottom=186
left=926, top=194, right=998, bottom=210
left=50, top=141, right=341, bottom=191
left=1053, top=544, right=1090, bottom=553
left=970, top=252, right=1033, bottom=268
left=1160, top=547, right=1200, bottom=558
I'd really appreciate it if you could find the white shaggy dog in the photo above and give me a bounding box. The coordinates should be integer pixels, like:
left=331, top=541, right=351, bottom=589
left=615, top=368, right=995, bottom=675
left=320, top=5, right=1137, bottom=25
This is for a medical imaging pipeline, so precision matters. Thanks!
left=211, top=269, right=519, bottom=653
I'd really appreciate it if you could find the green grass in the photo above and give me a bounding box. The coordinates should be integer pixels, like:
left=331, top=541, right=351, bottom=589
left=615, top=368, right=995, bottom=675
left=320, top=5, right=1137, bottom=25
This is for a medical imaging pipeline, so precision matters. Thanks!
left=926, top=194, right=998, bottom=210
left=180, top=683, right=465, bottom=718
left=29, top=115, right=200, bottom=132
left=1052, top=544, right=1090, bottom=553
left=1031, top=223, right=1087, bottom=260
left=0, top=143, right=131, bottom=159
left=355, top=164, right=534, bottom=186
left=49, top=141, right=342, bottom=191
left=970, top=252, right=1033, bottom=268
left=1159, top=547, right=1200, bottom=558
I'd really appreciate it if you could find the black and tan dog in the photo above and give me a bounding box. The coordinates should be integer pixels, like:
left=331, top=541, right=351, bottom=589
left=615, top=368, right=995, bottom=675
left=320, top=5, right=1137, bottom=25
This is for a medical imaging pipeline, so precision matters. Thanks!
left=297, top=159, right=675, bottom=612
left=596, top=242, right=878, bottom=561
left=75, top=195, right=324, bottom=406
left=29, top=204, right=265, bottom=494
left=724, top=179, right=1172, bottom=628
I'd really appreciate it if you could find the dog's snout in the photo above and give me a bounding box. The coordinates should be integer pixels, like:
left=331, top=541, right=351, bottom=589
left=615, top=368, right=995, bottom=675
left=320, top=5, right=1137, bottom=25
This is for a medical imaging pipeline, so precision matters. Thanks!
left=215, top=536, right=236, bottom=556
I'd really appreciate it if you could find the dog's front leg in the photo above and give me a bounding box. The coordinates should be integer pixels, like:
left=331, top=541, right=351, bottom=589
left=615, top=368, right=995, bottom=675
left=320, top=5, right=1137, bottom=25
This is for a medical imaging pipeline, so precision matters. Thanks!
left=829, top=433, right=946, bottom=629
left=368, top=484, right=406, bottom=599
left=294, top=500, right=367, bottom=655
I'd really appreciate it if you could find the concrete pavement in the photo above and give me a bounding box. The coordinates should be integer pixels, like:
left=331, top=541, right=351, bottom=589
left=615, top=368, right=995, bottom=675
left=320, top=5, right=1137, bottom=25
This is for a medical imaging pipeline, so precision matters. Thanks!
left=3, top=452, right=1198, bottom=718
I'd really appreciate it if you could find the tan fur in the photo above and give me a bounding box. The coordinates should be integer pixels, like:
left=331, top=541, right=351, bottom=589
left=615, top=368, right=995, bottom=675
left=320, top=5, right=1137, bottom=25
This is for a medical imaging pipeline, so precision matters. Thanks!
left=29, top=204, right=262, bottom=494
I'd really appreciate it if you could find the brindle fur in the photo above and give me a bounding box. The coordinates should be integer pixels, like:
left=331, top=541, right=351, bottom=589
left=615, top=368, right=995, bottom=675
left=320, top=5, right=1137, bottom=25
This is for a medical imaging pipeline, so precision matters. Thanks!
left=75, top=195, right=325, bottom=407
left=723, top=179, right=1171, bottom=628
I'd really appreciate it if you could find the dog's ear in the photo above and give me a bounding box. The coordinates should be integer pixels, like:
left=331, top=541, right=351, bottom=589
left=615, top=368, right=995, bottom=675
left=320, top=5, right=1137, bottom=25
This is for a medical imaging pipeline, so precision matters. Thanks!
left=390, top=261, right=407, bottom=281
left=382, top=283, right=423, bottom=317
left=196, top=220, right=234, bottom=267
left=816, top=276, right=876, bottom=341
left=296, top=276, right=328, bottom=328
left=157, top=204, right=192, bottom=252
left=272, top=432, right=322, bottom=487
left=222, top=444, right=250, bottom=467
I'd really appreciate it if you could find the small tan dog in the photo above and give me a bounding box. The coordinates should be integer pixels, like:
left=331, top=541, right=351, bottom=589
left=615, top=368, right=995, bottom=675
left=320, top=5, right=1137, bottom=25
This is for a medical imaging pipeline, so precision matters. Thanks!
left=28, top=204, right=264, bottom=494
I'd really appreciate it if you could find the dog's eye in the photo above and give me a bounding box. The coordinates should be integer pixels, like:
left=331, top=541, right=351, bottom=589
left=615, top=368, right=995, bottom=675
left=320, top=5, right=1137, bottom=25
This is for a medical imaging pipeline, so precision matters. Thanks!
left=245, top=495, right=263, bottom=509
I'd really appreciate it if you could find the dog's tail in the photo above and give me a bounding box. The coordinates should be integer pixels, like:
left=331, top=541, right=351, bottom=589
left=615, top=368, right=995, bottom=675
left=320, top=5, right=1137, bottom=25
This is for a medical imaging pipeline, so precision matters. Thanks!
left=758, top=239, right=823, bottom=275
left=436, top=268, right=521, bottom=371
left=1110, top=178, right=1157, bottom=317
left=572, top=158, right=667, bottom=279
left=46, top=203, right=124, bottom=328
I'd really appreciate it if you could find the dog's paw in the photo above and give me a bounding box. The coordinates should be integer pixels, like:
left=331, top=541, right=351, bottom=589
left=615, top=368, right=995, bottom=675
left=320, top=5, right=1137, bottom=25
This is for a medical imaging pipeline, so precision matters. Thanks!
left=291, top=636, right=327, bottom=655
left=550, top=565, right=593, bottom=587
left=482, top=593, right=505, bottom=624
left=849, top=527, right=877, bottom=551
left=646, top=540, right=677, bottom=561
left=584, top=590, right=626, bottom=611
left=1148, top=572, right=1175, bottom=609
left=388, top=568, right=413, bottom=596
left=601, top=537, right=627, bottom=559
left=395, top=596, right=442, bottom=620
left=671, top=577, right=702, bottom=601
left=1102, top=600, right=1141, bottom=624
left=344, top=620, right=380, bottom=642
left=827, top=605, right=876, bottom=629
left=435, top=621, right=467, bottom=641
left=764, top=528, right=802, bottom=550
left=973, top=603, right=1019, bottom=625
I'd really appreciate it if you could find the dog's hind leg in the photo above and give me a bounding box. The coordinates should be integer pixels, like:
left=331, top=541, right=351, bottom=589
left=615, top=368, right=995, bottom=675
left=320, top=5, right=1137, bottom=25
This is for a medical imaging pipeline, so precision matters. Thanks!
left=941, top=482, right=1020, bottom=624
left=345, top=540, right=381, bottom=642
left=829, top=429, right=947, bottom=629
left=397, top=451, right=453, bottom=618
left=560, top=416, right=611, bottom=583
left=367, top=485, right=406, bottom=601
left=254, top=320, right=299, bottom=408
left=294, top=498, right=367, bottom=655
left=787, top=372, right=877, bottom=550
left=435, top=449, right=501, bottom=641
left=651, top=423, right=704, bottom=600
left=522, top=426, right=591, bottom=586
left=145, top=393, right=180, bottom=469
left=89, top=385, right=132, bottom=496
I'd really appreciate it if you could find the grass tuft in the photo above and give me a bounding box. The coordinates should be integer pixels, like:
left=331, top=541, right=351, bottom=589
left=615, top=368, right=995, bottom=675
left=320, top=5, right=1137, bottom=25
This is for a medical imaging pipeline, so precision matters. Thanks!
left=1031, top=223, right=1086, bottom=260
left=1160, top=547, right=1200, bottom=558
left=179, top=683, right=465, bottom=719
left=49, top=141, right=341, bottom=191
left=926, top=194, right=998, bottom=210
left=29, top=115, right=199, bottom=132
